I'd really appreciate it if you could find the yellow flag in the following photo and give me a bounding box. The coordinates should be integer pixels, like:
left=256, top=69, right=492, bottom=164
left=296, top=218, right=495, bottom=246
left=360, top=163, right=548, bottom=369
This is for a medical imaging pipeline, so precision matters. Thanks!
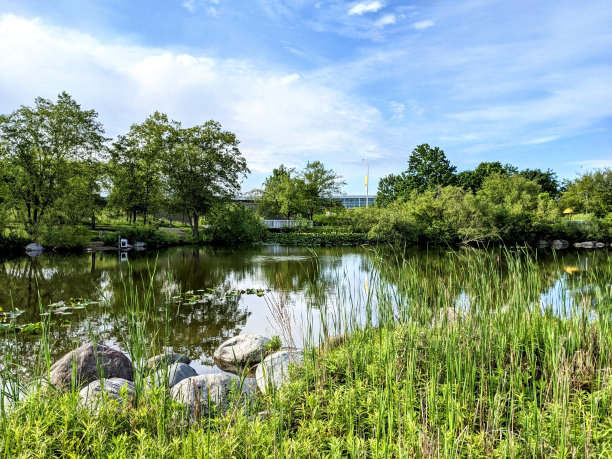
left=365, top=175, right=368, bottom=187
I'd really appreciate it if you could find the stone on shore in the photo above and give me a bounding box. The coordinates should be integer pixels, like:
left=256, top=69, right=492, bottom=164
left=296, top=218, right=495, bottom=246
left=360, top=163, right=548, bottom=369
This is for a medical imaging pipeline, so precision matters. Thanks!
left=154, top=362, right=197, bottom=388
left=255, top=349, right=303, bottom=394
left=49, top=342, right=133, bottom=391
left=213, top=334, right=270, bottom=374
left=171, top=373, right=254, bottom=417
left=145, top=353, right=191, bottom=373
left=79, top=378, right=135, bottom=409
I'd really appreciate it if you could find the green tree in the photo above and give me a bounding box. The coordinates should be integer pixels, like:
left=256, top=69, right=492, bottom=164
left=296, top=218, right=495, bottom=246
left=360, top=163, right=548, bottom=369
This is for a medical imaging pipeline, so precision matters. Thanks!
left=164, top=121, right=249, bottom=236
left=0, top=92, right=106, bottom=235
left=518, top=168, right=559, bottom=197
left=377, top=144, right=456, bottom=204
left=560, top=168, right=612, bottom=217
left=299, top=161, right=345, bottom=220
left=109, top=112, right=175, bottom=224
left=256, top=165, right=305, bottom=220
left=456, top=161, right=516, bottom=193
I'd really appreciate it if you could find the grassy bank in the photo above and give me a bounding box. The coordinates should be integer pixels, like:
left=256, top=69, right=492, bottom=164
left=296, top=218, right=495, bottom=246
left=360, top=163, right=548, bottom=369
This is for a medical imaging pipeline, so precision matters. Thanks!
left=1, top=249, right=611, bottom=457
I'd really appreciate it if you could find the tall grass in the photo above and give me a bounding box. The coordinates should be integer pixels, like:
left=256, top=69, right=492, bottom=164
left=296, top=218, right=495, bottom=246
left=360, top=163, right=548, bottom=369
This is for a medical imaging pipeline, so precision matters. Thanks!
left=0, top=247, right=610, bottom=457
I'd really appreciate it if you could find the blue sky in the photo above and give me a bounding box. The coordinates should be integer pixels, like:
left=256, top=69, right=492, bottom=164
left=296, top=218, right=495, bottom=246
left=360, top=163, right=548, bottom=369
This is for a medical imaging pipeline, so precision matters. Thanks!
left=0, top=0, right=610, bottom=193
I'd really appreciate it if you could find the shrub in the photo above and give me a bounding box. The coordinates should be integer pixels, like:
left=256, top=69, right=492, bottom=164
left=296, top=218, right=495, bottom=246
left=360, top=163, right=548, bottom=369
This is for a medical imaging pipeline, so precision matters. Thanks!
left=206, top=204, right=267, bottom=245
left=39, top=225, right=90, bottom=250
left=102, top=225, right=179, bottom=247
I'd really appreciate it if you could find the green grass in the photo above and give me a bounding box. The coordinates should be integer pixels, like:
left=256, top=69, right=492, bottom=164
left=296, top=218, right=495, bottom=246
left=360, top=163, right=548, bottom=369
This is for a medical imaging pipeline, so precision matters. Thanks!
left=1, top=248, right=611, bottom=457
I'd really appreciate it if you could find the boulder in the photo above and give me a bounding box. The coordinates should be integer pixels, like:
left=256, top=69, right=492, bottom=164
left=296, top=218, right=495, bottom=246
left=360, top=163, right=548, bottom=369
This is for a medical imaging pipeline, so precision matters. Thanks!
left=154, top=362, right=197, bottom=388
left=595, top=242, right=606, bottom=248
left=25, top=243, right=44, bottom=257
left=25, top=243, right=44, bottom=252
left=551, top=239, right=569, bottom=249
left=133, top=242, right=147, bottom=248
left=170, top=373, right=254, bottom=417
left=536, top=240, right=550, bottom=248
left=255, top=349, right=303, bottom=394
left=213, top=334, right=270, bottom=374
left=79, top=378, right=135, bottom=409
left=144, top=353, right=191, bottom=373
left=49, top=342, right=133, bottom=391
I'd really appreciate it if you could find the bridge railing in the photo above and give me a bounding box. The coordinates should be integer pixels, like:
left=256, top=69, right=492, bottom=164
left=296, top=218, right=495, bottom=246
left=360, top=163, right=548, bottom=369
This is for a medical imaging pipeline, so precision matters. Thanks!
left=263, top=220, right=313, bottom=229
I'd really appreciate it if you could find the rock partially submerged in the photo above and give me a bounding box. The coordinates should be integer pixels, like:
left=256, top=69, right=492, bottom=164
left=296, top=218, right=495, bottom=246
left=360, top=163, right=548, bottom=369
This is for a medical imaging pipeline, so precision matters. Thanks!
left=154, top=362, right=197, bottom=388
left=25, top=243, right=44, bottom=256
left=79, top=378, right=135, bottom=409
left=171, top=373, right=255, bottom=417
left=255, top=349, right=303, bottom=394
left=144, top=353, right=191, bottom=373
left=213, top=334, right=270, bottom=374
left=49, top=342, right=134, bottom=391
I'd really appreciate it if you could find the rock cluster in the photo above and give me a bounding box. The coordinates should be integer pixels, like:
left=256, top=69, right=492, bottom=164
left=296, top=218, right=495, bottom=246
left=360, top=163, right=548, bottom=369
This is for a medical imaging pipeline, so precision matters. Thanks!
left=16, top=334, right=305, bottom=420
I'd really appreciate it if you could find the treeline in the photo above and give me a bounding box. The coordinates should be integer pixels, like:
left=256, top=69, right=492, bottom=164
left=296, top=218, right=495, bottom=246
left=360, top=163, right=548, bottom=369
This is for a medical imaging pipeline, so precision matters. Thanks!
left=346, top=144, right=611, bottom=245
left=0, top=92, right=263, bottom=249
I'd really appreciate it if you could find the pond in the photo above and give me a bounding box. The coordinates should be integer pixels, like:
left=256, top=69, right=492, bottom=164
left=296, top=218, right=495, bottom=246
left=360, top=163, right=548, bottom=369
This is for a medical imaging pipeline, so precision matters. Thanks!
left=0, top=245, right=609, bottom=377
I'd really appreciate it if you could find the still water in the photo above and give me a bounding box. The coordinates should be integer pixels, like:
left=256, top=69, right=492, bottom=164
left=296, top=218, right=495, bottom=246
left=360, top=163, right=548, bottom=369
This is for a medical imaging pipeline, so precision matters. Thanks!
left=0, top=245, right=609, bottom=376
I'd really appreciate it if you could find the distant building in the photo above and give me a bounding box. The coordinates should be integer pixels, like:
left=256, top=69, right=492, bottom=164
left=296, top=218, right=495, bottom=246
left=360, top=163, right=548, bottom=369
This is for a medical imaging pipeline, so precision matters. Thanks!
left=233, top=194, right=375, bottom=210
left=332, top=195, right=375, bottom=208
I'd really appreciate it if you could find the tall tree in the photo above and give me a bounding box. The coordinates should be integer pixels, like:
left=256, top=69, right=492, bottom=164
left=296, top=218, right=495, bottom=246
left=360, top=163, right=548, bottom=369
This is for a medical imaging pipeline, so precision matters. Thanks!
left=299, top=161, right=345, bottom=220
left=560, top=168, right=612, bottom=217
left=518, top=168, right=559, bottom=197
left=457, top=161, right=516, bottom=193
left=377, top=144, right=456, bottom=205
left=0, top=92, right=106, bottom=235
left=164, top=121, right=249, bottom=236
left=256, top=165, right=304, bottom=220
left=109, top=112, right=175, bottom=224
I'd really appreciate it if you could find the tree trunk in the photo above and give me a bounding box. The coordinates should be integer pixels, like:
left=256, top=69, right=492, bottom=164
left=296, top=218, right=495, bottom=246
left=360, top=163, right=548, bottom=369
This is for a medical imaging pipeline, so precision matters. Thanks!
left=91, top=212, right=96, bottom=230
left=191, top=214, right=200, bottom=236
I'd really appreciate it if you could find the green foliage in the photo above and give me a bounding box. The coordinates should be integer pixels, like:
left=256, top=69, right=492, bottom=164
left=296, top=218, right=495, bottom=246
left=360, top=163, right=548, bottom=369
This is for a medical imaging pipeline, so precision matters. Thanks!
left=256, top=162, right=344, bottom=221
left=265, top=335, right=282, bottom=352
left=102, top=226, right=179, bottom=247
left=206, top=204, right=267, bottom=245
left=164, top=120, right=249, bottom=237
left=38, top=225, right=90, bottom=250
left=267, top=230, right=369, bottom=246
left=108, top=112, right=173, bottom=225
left=377, top=144, right=457, bottom=205
left=0, top=92, right=106, bottom=235
left=0, top=232, right=31, bottom=254
left=560, top=168, right=612, bottom=217
left=299, top=161, right=345, bottom=220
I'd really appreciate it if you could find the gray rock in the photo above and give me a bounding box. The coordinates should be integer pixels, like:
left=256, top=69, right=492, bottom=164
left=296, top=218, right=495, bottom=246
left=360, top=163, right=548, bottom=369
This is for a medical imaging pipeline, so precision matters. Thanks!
left=49, top=342, right=133, bottom=391
left=255, top=349, right=303, bottom=394
left=536, top=240, right=550, bottom=248
left=133, top=242, right=147, bottom=248
left=171, top=373, right=253, bottom=417
left=154, top=362, right=197, bottom=388
left=145, top=353, right=191, bottom=373
left=595, top=242, right=606, bottom=248
left=79, top=378, right=135, bottom=409
left=213, top=334, right=270, bottom=374
left=551, top=239, right=569, bottom=249
left=25, top=243, right=44, bottom=252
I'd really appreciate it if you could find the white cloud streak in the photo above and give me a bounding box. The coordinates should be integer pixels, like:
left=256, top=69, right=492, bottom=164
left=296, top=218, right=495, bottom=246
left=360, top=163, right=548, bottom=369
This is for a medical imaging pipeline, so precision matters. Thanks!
left=348, top=1, right=384, bottom=16
left=412, top=20, right=434, bottom=30
left=0, top=14, right=384, bottom=184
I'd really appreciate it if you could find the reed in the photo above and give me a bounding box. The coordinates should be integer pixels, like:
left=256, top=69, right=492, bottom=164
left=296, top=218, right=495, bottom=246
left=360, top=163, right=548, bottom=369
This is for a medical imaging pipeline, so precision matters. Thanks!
left=0, top=247, right=610, bottom=457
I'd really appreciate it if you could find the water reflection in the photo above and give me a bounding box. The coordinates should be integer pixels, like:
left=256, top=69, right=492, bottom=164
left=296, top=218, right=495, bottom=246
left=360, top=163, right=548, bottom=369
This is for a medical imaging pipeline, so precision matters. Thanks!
left=0, top=246, right=609, bottom=377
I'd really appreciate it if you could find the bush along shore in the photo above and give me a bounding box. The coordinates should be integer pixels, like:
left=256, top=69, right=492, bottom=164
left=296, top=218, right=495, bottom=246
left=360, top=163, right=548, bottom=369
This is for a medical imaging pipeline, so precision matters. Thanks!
left=1, top=248, right=611, bottom=457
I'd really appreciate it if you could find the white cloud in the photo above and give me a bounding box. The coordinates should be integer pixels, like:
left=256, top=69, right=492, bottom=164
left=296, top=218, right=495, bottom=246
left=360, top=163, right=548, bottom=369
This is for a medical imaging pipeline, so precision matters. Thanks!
left=375, top=14, right=395, bottom=27
left=0, top=13, right=384, bottom=182
left=412, top=20, right=434, bottom=30
left=348, top=1, right=384, bottom=16
left=182, top=0, right=196, bottom=13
